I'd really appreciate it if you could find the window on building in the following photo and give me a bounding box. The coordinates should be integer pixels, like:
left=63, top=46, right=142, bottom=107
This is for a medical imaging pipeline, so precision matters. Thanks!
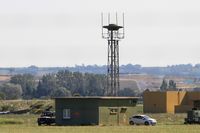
left=108, top=107, right=118, bottom=115
left=120, top=107, right=127, bottom=113
left=129, top=100, right=136, bottom=105
left=63, top=109, right=71, bottom=119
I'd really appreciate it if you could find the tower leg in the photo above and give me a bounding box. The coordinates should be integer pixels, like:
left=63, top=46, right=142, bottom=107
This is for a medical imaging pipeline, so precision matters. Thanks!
left=107, top=31, right=120, bottom=96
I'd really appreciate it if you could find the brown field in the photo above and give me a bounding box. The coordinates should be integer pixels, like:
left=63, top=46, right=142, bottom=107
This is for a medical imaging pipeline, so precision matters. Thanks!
left=0, top=75, right=11, bottom=82
left=120, top=74, right=163, bottom=91
left=120, top=74, right=200, bottom=91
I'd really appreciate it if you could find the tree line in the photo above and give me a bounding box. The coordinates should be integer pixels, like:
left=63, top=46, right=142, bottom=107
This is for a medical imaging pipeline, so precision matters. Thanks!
left=3, top=63, right=200, bottom=76
left=160, top=79, right=177, bottom=91
left=0, top=70, right=107, bottom=100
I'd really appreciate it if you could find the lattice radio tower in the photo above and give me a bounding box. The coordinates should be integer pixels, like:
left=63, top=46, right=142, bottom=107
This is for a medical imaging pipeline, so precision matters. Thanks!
left=101, top=13, right=125, bottom=96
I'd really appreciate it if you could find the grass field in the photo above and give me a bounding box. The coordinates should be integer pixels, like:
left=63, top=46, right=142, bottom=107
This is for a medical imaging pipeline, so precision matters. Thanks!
left=0, top=125, right=200, bottom=133
left=0, top=104, right=200, bottom=133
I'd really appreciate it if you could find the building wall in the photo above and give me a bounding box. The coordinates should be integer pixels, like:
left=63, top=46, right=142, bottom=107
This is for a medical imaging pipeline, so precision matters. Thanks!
left=55, top=98, right=138, bottom=126
left=144, top=91, right=200, bottom=113
left=143, top=91, right=167, bottom=113
left=98, top=99, right=136, bottom=125
left=55, top=98, right=99, bottom=125
left=187, top=92, right=200, bottom=105
left=166, top=91, right=186, bottom=113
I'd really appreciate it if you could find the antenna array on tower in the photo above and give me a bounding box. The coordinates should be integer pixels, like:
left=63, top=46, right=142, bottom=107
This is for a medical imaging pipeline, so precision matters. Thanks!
left=101, top=13, right=125, bottom=96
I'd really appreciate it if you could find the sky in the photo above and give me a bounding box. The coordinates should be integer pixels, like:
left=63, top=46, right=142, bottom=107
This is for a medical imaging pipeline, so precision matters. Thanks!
left=0, top=0, right=200, bottom=67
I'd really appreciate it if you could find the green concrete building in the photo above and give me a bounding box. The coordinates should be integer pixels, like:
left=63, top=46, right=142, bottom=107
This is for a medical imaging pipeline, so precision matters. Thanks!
left=55, top=97, right=138, bottom=126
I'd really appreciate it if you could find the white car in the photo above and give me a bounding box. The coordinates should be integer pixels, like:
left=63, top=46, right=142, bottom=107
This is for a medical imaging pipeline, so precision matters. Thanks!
left=129, top=115, right=157, bottom=126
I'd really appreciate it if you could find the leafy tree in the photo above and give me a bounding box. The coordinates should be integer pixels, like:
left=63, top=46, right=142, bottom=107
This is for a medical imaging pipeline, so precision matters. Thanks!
left=118, top=88, right=140, bottom=97
left=160, top=79, right=168, bottom=91
left=50, top=87, right=71, bottom=97
left=0, top=83, right=22, bottom=100
left=10, top=74, right=37, bottom=99
left=56, top=70, right=84, bottom=95
left=84, top=73, right=106, bottom=96
left=0, top=92, right=5, bottom=100
left=56, top=70, right=73, bottom=89
left=56, top=70, right=106, bottom=96
left=36, top=74, right=58, bottom=98
left=168, top=80, right=177, bottom=90
left=8, top=70, right=107, bottom=99
left=160, top=79, right=177, bottom=91
left=71, top=72, right=84, bottom=95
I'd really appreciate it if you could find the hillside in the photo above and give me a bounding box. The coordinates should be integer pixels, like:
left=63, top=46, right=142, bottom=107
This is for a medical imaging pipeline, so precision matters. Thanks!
left=1, top=74, right=199, bottom=93
left=120, top=74, right=200, bottom=91
left=0, top=75, right=10, bottom=85
left=1, top=64, right=200, bottom=77
left=0, top=100, right=53, bottom=113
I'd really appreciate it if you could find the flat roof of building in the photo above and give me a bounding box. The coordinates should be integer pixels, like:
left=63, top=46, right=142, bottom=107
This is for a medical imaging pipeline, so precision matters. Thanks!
left=54, top=96, right=139, bottom=100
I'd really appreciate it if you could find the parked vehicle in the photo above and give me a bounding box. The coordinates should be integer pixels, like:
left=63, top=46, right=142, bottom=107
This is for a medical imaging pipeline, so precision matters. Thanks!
left=37, top=116, right=55, bottom=126
left=184, top=108, right=200, bottom=124
left=0, top=111, right=10, bottom=115
left=129, top=115, right=157, bottom=126
left=37, top=106, right=55, bottom=126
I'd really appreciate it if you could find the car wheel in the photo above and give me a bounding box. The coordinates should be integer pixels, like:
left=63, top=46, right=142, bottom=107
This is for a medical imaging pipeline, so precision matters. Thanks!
left=38, top=122, right=41, bottom=126
left=144, top=121, right=150, bottom=126
left=129, top=121, right=134, bottom=125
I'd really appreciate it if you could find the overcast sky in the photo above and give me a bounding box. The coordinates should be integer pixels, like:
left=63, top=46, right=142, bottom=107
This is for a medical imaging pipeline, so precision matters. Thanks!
left=0, top=0, right=200, bottom=67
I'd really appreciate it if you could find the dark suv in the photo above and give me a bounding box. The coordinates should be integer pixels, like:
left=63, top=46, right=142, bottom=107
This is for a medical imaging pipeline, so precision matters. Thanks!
left=37, top=111, right=55, bottom=126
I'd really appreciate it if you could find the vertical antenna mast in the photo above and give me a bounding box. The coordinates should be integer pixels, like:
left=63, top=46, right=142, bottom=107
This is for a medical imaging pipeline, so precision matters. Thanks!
left=108, top=13, right=110, bottom=24
left=116, top=12, right=118, bottom=25
left=102, top=13, right=125, bottom=96
left=122, top=13, right=125, bottom=38
left=101, top=13, right=103, bottom=38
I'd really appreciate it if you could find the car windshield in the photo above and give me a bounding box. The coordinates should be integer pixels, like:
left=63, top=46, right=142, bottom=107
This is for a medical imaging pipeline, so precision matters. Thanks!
left=142, top=115, right=150, bottom=119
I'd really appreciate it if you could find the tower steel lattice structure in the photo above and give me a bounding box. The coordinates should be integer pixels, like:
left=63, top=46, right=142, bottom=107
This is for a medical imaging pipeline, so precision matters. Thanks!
left=102, top=13, right=125, bottom=96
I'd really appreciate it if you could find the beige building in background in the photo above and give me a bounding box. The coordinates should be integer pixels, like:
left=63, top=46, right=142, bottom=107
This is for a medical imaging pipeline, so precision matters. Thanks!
left=143, top=91, right=200, bottom=113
